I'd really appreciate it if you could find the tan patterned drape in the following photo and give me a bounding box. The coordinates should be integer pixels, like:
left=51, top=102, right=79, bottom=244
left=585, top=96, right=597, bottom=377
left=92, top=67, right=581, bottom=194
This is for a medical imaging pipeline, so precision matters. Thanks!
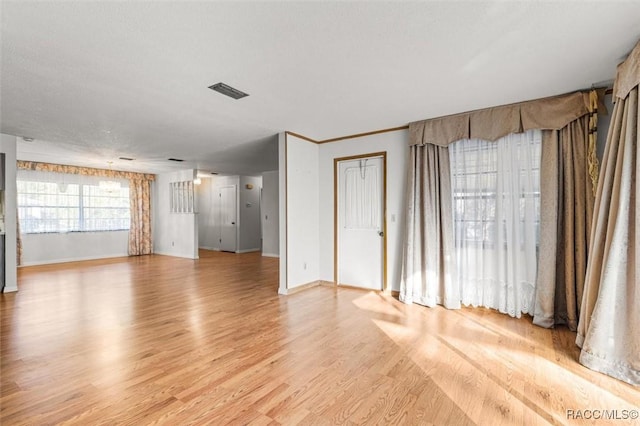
left=577, top=40, right=640, bottom=386
left=409, top=90, right=607, bottom=147
left=17, top=161, right=155, bottom=181
left=400, top=143, right=459, bottom=309
left=402, top=89, right=602, bottom=322
left=17, top=161, right=155, bottom=257
left=532, top=116, right=596, bottom=330
left=128, top=179, right=153, bottom=255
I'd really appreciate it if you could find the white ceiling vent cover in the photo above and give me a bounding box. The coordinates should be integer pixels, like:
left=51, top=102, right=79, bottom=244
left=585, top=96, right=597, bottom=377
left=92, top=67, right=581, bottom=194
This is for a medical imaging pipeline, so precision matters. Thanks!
left=208, top=82, right=249, bottom=100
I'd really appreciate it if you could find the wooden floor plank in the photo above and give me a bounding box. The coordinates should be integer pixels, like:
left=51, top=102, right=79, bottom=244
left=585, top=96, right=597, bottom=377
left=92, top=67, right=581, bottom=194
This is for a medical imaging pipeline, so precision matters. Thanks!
left=1, top=250, right=638, bottom=425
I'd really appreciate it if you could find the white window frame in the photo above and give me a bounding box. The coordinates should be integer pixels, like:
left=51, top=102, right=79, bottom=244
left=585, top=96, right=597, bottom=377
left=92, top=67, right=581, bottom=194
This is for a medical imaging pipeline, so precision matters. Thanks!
left=17, top=171, right=130, bottom=234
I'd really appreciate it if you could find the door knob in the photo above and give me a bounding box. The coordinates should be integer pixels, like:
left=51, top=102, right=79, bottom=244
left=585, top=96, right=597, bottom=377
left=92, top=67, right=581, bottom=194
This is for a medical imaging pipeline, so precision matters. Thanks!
left=231, top=222, right=236, bottom=225
left=378, top=231, right=384, bottom=237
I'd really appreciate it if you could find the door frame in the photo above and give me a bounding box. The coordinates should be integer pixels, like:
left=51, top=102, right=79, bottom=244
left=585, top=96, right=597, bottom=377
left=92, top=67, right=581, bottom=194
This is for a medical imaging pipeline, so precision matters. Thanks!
left=333, top=151, right=387, bottom=291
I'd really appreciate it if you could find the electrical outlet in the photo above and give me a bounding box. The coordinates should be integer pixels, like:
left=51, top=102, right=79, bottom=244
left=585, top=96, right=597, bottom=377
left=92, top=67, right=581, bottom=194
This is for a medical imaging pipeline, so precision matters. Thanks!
left=171, top=241, right=175, bottom=246
left=303, top=262, right=307, bottom=270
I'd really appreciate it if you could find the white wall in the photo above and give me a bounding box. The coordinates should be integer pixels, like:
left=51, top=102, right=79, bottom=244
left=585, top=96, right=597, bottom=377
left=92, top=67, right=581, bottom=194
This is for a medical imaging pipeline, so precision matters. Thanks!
left=318, top=130, right=409, bottom=292
left=278, top=134, right=287, bottom=292
left=20, top=231, right=129, bottom=266
left=1, top=134, right=17, bottom=292
left=238, top=175, right=262, bottom=252
left=261, top=170, right=279, bottom=257
left=284, top=133, right=320, bottom=291
left=153, top=169, right=199, bottom=259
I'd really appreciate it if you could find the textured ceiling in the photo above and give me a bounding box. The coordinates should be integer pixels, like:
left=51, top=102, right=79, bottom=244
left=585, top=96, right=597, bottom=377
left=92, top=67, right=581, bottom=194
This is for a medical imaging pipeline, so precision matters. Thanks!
left=1, top=1, right=639, bottom=174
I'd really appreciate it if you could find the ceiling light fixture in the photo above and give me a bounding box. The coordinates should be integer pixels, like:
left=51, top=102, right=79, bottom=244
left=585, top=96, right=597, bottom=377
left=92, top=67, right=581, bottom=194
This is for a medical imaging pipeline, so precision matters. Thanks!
left=168, top=158, right=184, bottom=162
left=22, top=137, right=34, bottom=142
left=119, top=157, right=135, bottom=161
left=208, top=82, right=249, bottom=100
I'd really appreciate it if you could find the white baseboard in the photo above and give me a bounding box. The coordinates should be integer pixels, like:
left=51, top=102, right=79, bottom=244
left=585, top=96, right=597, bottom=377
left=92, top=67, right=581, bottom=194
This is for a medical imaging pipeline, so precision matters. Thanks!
left=261, top=252, right=279, bottom=258
left=199, top=246, right=221, bottom=251
left=19, top=253, right=129, bottom=267
left=2, top=286, right=18, bottom=293
left=236, top=248, right=261, bottom=254
left=279, top=280, right=321, bottom=295
left=153, top=251, right=199, bottom=260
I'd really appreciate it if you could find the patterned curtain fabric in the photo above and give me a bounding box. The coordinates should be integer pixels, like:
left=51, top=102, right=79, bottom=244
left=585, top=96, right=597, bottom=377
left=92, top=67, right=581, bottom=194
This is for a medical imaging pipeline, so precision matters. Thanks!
left=533, top=116, right=595, bottom=330
left=576, top=86, right=639, bottom=386
left=17, top=161, right=155, bottom=181
left=128, top=179, right=153, bottom=256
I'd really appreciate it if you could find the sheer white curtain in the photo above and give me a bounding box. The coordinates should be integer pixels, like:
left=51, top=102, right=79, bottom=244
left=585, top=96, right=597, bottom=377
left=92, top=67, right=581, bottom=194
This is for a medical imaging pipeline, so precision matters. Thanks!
left=450, top=130, right=541, bottom=317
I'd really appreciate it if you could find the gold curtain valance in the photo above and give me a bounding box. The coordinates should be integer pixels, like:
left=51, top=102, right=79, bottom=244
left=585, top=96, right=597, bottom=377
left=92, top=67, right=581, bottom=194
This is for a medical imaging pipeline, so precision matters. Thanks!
left=17, top=160, right=155, bottom=181
left=409, top=90, right=607, bottom=147
left=613, top=39, right=640, bottom=100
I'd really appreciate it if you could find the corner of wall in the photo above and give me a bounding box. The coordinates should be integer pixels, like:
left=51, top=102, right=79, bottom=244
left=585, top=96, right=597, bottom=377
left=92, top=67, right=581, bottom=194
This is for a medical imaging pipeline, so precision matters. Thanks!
left=0, top=133, right=18, bottom=293
left=283, top=133, right=321, bottom=291
left=278, top=133, right=288, bottom=293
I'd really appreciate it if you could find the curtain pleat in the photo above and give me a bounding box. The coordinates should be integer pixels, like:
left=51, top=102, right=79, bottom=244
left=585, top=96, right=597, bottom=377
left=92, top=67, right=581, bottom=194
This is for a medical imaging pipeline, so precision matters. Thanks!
left=400, top=144, right=459, bottom=309
left=533, top=116, right=595, bottom=330
left=128, top=179, right=153, bottom=256
left=576, top=87, right=639, bottom=386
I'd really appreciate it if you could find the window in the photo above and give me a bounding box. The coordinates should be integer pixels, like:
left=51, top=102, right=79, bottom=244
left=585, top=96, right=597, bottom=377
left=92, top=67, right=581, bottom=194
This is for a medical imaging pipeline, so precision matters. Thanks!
left=451, top=133, right=541, bottom=248
left=18, top=177, right=130, bottom=234
left=18, top=181, right=81, bottom=233
left=450, top=130, right=541, bottom=317
left=82, top=184, right=130, bottom=231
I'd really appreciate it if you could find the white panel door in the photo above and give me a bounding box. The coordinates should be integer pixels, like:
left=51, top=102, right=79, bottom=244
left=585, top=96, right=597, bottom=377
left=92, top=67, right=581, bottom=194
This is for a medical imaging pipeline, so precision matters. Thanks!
left=337, top=156, right=384, bottom=290
left=219, top=185, right=237, bottom=252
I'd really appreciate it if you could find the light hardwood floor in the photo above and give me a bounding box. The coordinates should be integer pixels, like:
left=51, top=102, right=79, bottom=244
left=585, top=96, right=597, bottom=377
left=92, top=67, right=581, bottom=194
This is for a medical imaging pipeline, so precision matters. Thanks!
left=1, top=251, right=638, bottom=425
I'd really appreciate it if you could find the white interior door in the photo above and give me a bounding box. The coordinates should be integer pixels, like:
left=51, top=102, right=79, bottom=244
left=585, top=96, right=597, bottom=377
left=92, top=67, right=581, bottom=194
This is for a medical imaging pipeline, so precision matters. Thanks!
left=219, top=185, right=237, bottom=252
left=337, top=156, right=384, bottom=290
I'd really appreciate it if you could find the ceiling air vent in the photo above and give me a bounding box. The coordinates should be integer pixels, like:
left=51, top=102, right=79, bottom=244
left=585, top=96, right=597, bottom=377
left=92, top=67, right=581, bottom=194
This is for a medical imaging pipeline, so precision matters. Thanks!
left=168, top=158, right=184, bottom=162
left=208, top=82, right=249, bottom=100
